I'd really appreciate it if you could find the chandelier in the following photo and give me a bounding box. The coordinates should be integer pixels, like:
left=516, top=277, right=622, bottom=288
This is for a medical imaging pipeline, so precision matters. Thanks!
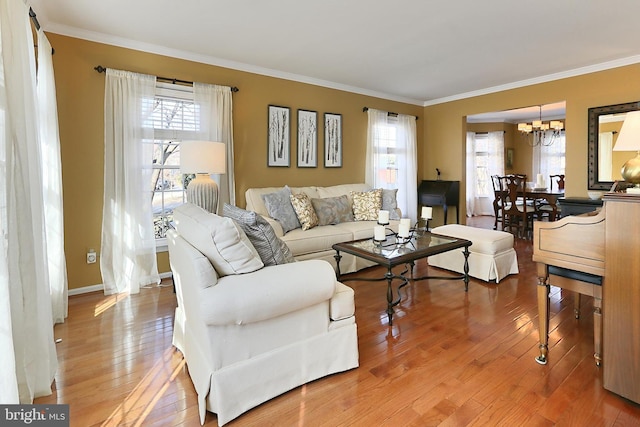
left=517, top=106, right=564, bottom=146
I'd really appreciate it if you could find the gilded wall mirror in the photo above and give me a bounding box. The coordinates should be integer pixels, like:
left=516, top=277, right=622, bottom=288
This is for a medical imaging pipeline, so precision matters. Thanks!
left=588, top=101, right=640, bottom=190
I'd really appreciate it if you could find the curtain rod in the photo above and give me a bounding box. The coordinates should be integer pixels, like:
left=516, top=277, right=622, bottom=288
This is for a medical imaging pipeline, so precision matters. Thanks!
left=362, top=107, right=418, bottom=120
left=94, top=65, right=239, bottom=92
left=474, top=131, right=506, bottom=135
left=29, top=8, right=55, bottom=55
left=29, top=8, right=40, bottom=30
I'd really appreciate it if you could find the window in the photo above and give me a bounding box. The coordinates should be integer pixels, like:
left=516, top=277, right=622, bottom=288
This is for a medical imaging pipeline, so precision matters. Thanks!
left=473, top=133, right=491, bottom=197
left=533, top=132, right=566, bottom=184
left=147, top=83, right=199, bottom=243
left=466, top=131, right=504, bottom=217
left=366, top=110, right=417, bottom=220
left=372, top=121, right=399, bottom=186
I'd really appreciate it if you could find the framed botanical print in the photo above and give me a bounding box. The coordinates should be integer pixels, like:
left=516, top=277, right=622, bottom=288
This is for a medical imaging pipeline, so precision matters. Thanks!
left=324, top=112, right=342, bottom=168
left=297, top=109, right=318, bottom=167
left=267, top=105, right=290, bottom=167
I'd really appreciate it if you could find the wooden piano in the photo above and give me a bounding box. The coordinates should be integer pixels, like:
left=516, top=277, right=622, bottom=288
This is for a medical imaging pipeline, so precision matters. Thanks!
left=533, top=194, right=640, bottom=405
left=532, top=208, right=605, bottom=366
left=417, top=180, right=459, bottom=224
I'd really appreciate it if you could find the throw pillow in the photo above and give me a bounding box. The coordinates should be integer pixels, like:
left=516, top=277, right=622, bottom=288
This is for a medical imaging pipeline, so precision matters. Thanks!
left=222, top=204, right=295, bottom=266
left=311, top=195, right=354, bottom=225
left=261, top=185, right=301, bottom=233
left=351, top=188, right=383, bottom=221
left=173, top=203, right=264, bottom=276
left=289, top=193, right=319, bottom=231
left=381, top=188, right=401, bottom=220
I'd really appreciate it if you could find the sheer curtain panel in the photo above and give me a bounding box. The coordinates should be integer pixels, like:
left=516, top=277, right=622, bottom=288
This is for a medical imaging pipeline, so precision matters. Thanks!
left=532, top=132, right=566, bottom=185
left=37, top=29, right=68, bottom=324
left=466, top=131, right=504, bottom=217
left=365, top=109, right=418, bottom=222
left=598, top=132, right=613, bottom=181
left=465, top=132, right=478, bottom=217
left=0, top=0, right=57, bottom=403
left=193, top=83, right=235, bottom=213
left=101, top=69, right=160, bottom=294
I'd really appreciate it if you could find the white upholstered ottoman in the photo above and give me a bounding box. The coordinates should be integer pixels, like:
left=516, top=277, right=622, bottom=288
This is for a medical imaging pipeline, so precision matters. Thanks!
left=428, top=224, right=518, bottom=283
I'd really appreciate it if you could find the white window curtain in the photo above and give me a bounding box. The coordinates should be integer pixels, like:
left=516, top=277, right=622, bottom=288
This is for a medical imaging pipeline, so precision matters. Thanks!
left=466, top=131, right=504, bottom=216
left=598, top=131, right=613, bottom=181
left=532, top=132, right=566, bottom=186
left=101, top=69, right=160, bottom=295
left=0, top=0, right=57, bottom=403
left=37, top=29, right=68, bottom=324
left=365, top=109, right=418, bottom=222
left=488, top=131, right=505, bottom=178
left=193, top=83, right=235, bottom=213
left=465, top=132, right=478, bottom=217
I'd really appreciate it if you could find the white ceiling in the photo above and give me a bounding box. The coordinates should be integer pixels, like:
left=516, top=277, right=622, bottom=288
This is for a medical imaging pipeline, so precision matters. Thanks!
left=29, top=0, right=640, bottom=107
left=467, top=101, right=566, bottom=124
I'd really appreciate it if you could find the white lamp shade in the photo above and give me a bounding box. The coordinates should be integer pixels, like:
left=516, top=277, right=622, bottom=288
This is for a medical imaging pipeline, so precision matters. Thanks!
left=613, top=111, right=640, bottom=152
left=181, top=140, right=226, bottom=174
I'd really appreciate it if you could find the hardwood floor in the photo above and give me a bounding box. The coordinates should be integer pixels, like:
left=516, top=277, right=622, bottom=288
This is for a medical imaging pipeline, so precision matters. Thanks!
left=36, top=216, right=640, bottom=426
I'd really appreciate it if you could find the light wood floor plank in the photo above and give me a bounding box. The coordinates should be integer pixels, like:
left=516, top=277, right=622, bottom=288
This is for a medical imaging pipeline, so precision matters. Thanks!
left=35, top=216, right=640, bottom=425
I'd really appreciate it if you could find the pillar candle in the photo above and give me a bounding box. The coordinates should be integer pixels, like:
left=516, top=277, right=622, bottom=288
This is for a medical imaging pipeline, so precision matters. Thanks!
left=421, top=206, right=433, bottom=219
left=378, top=210, right=390, bottom=224
left=398, top=223, right=410, bottom=238
left=374, top=225, right=386, bottom=241
left=536, top=174, right=545, bottom=188
left=400, top=218, right=411, bottom=228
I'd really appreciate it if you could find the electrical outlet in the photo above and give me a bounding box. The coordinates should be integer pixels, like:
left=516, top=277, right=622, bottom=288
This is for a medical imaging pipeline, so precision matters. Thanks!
left=87, top=249, right=97, bottom=264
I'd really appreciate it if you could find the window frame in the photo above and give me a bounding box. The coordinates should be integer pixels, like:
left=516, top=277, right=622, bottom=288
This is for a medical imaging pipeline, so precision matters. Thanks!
left=149, top=83, right=198, bottom=251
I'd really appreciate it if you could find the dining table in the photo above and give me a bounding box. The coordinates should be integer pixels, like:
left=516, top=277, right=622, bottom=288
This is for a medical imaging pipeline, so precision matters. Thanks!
left=525, top=188, right=565, bottom=221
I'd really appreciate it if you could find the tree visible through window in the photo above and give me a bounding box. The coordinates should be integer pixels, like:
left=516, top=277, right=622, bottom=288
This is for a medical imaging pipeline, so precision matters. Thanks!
left=147, top=87, right=200, bottom=240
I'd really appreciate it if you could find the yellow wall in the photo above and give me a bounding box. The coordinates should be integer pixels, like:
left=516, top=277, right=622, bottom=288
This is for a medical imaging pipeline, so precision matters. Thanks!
left=48, top=33, right=423, bottom=290
left=424, top=64, right=640, bottom=225
left=50, top=32, right=640, bottom=290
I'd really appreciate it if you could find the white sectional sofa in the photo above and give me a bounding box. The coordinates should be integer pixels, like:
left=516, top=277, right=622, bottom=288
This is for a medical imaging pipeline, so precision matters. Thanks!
left=245, top=183, right=400, bottom=274
left=168, top=203, right=359, bottom=425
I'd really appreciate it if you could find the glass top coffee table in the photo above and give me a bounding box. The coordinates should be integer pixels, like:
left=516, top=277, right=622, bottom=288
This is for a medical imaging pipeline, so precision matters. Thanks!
left=333, top=231, right=472, bottom=325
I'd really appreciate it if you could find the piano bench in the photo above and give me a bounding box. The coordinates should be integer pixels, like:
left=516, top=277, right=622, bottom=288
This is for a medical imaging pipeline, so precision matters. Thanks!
left=548, top=266, right=602, bottom=286
left=428, top=225, right=519, bottom=283
left=536, top=264, right=603, bottom=366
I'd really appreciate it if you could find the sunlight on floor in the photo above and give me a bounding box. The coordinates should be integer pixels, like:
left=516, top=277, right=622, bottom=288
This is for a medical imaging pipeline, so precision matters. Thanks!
left=94, top=292, right=130, bottom=317
left=101, top=347, right=185, bottom=426
left=297, top=385, right=307, bottom=427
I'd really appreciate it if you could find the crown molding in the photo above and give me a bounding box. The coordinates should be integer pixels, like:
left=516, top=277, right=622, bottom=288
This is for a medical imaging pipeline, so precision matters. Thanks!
left=423, top=55, right=640, bottom=107
left=44, top=22, right=640, bottom=109
left=46, top=23, right=425, bottom=106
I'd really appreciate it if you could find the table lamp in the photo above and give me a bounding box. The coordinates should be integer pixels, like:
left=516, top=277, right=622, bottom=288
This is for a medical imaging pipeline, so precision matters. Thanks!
left=181, top=140, right=226, bottom=213
left=613, top=111, right=640, bottom=194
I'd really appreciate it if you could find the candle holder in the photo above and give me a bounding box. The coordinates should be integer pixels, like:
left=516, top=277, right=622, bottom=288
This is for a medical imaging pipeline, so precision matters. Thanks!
left=395, top=230, right=416, bottom=250
left=415, top=218, right=430, bottom=234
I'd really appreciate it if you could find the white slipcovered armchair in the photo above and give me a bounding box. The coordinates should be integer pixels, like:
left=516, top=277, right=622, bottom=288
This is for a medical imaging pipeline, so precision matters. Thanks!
left=168, top=203, right=359, bottom=425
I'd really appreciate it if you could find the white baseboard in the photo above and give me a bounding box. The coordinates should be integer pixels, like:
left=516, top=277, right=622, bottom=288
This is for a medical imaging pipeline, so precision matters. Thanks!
left=68, top=284, right=103, bottom=296
left=68, top=271, right=173, bottom=296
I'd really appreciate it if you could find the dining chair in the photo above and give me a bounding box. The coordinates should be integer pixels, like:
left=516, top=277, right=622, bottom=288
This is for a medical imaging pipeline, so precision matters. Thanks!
left=490, top=175, right=507, bottom=230
left=549, top=174, right=565, bottom=192
left=541, top=174, right=565, bottom=219
left=502, top=174, right=536, bottom=239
